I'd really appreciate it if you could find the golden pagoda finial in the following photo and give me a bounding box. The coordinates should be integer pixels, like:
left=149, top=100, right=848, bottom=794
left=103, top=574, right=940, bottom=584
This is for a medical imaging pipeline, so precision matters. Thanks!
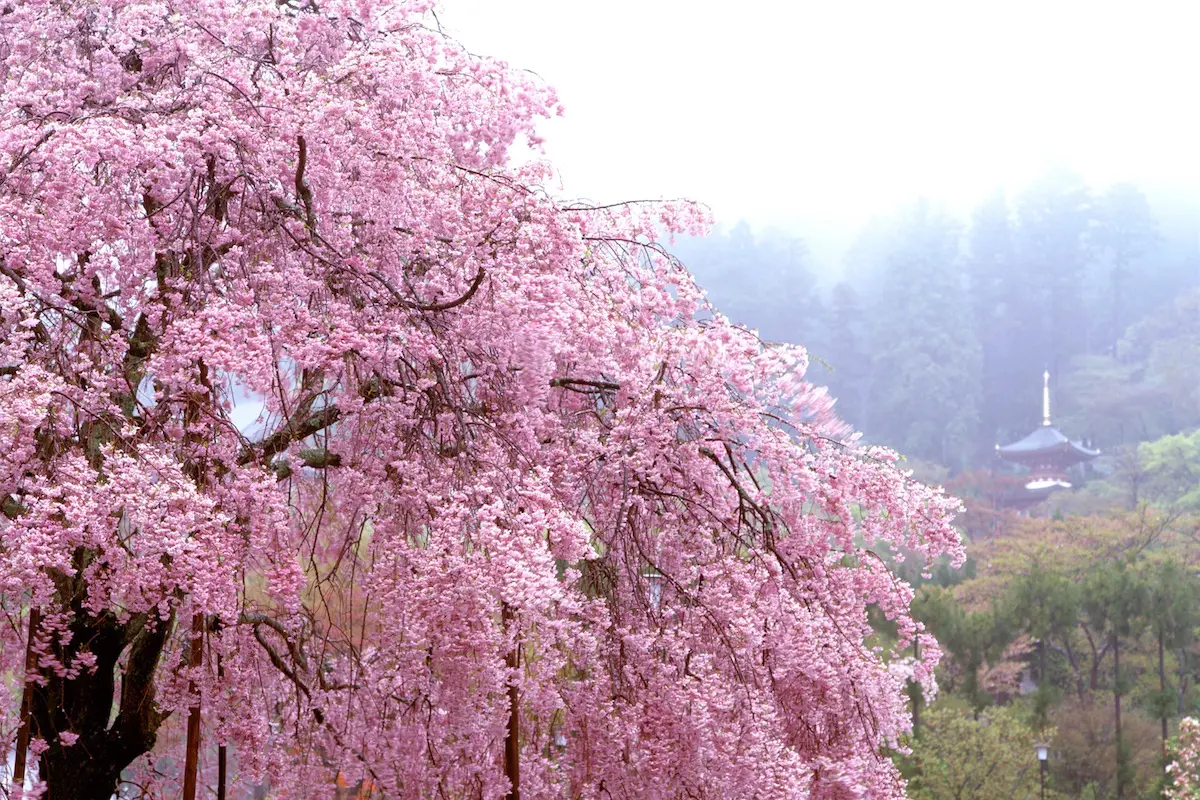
left=1042, top=370, right=1051, bottom=426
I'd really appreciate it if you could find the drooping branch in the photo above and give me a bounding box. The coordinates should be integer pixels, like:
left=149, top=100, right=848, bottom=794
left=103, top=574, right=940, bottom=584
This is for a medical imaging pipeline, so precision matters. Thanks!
left=0, top=259, right=50, bottom=344
left=239, top=613, right=384, bottom=787
left=418, top=265, right=486, bottom=312
left=248, top=622, right=310, bottom=699
left=370, top=266, right=487, bottom=313
left=1, top=130, right=55, bottom=188
left=239, top=613, right=308, bottom=673
left=699, top=446, right=774, bottom=536
left=54, top=264, right=125, bottom=333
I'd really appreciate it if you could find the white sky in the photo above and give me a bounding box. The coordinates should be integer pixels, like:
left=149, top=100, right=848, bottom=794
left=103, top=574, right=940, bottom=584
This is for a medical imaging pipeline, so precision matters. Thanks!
left=442, top=0, right=1200, bottom=232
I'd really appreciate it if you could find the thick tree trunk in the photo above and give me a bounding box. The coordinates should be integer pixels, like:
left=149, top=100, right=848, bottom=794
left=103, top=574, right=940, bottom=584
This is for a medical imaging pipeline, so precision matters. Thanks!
left=39, top=753, right=127, bottom=800
left=32, top=591, right=172, bottom=800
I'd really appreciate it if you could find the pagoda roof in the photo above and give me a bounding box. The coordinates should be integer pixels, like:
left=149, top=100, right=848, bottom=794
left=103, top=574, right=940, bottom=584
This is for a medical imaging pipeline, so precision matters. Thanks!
left=996, top=424, right=1100, bottom=462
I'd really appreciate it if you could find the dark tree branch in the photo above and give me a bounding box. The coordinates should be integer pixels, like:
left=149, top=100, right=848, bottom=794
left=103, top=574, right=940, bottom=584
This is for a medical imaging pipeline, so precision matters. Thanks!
left=1, top=130, right=55, bottom=188
left=272, top=448, right=342, bottom=479
left=2, top=495, right=25, bottom=519
left=238, top=405, right=342, bottom=467
left=244, top=618, right=310, bottom=699
left=549, top=377, right=620, bottom=392
left=295, top=135, right=316, bottom=232
left=418, top=265, right=486, bottom=312
left=109, top=610, right=174, bottom=765
left=370, top=266, right=487, bottom=313
left=298, top=448, right=341, bottom=469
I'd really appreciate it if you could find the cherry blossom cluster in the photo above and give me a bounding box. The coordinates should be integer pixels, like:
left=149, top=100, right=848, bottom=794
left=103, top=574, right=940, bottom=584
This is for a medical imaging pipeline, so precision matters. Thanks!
left=1168, top=717, right=1200, bottom=800
left=0, top=0, right=962, bottom=797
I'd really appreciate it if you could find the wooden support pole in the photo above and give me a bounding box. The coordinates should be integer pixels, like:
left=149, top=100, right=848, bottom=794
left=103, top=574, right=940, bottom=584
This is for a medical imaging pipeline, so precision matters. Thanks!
left=217, top=653, right=226, bottom=800
left=503, top=604, right=520, bottom=800
left=11, top=606, right=40, bottom=795
left=182, top=613, right=204, bottom=800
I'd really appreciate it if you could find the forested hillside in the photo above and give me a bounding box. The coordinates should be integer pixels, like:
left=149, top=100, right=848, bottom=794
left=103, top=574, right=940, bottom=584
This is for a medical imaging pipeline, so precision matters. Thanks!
left=673, top=170, right=1200, bottom=800
left=673, top=171, right=1199, bottom=471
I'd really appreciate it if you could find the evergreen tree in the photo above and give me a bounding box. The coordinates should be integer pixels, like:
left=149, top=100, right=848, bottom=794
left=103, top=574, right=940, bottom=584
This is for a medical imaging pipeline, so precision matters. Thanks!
left=1015, top=167, right=1094, bottom=375
left=1144, top=560, right=1197, bottom=760
left=1093, top=183, right=1160, bottom=356
left=673, top=223, right=823, bottom=348
left=1082, top=561, right=1149, bottom=800
left=824, top=280, right=871, bottom=430
left=870, top=201, right=982, bottom=467
left=967, top=190, right=1031, bottom=450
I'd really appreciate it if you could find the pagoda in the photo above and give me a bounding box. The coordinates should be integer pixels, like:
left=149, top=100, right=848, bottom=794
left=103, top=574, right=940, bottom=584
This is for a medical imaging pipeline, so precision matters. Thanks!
left=996, top=371, right=1100, bottom=508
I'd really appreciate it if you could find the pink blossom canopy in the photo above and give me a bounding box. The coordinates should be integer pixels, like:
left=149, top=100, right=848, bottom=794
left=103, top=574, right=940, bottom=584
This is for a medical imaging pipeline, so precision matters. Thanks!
left=0, top=0, right=962, bottom=797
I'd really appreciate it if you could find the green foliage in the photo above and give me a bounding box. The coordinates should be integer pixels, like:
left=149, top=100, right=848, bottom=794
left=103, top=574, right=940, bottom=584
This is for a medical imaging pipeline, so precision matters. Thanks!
left=904, top=704, right=1060, bottom=800
left=671, top=173, right=1198, bottom=472
left=1140, top=429, right=1200, bottom=510
left=1081, top=559, right=1148, bottom=642
left=1051, top=695, right=1164, bottom=799
left=937, top=513, right=1200, bottom=798
left=1059, top=354, right=1177, bottom=448
left=1145, top=559, right=1198, bottom=651
left=1007, top=565, right=1081, bottom=645
left=869, top=201, right=982, bottom=468
left=914, top=586, right=1014, bottom=713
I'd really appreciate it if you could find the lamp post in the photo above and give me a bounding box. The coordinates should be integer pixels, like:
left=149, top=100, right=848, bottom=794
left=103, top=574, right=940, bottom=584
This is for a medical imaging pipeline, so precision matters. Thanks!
left=1035, top=743, right=1050, bottom=800
left=642, top=568, right=665, bottom=611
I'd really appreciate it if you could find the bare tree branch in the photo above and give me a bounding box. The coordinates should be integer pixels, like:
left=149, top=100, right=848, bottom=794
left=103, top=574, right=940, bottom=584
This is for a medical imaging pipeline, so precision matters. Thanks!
left=549, top=377, right=620, bottom=392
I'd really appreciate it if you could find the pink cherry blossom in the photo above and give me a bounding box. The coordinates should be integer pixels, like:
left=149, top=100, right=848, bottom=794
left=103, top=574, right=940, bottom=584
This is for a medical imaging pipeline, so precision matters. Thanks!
left=0, top=1, right=962, bottom=798
left=1168, top=717, right=1200, bottom=800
